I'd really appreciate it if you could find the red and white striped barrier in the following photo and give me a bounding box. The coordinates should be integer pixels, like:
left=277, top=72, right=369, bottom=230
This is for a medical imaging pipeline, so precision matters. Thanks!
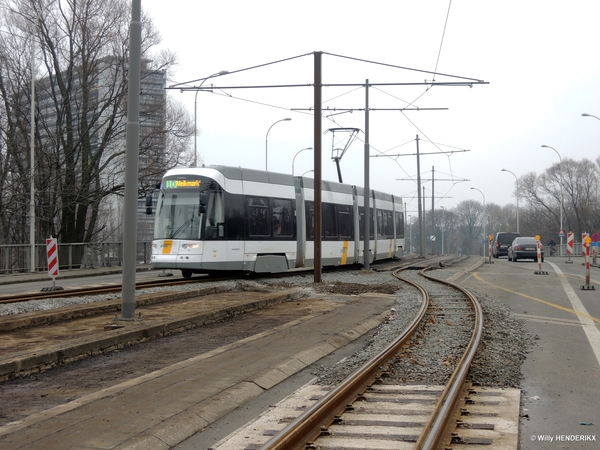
left=566, top=232, right=574, bottom=264
left=534, top=235, right=548, bottom=275
left=46, top=237, right=59, bottom=279
left=43, top=237, right=63, bottom=291
left=581, top=237, right=595, bottom=290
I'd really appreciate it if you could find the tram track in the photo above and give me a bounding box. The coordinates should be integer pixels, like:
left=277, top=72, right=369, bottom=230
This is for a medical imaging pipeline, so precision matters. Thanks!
left=0, top=274, right=227, bottom=305
left=0, top=255, right=457, bottom=306
left=218, top=262, right=486, bottom=450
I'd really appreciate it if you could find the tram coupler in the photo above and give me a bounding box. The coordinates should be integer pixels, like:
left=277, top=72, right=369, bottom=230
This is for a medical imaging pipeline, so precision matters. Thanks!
left=158, top=269, right=173, bottom=277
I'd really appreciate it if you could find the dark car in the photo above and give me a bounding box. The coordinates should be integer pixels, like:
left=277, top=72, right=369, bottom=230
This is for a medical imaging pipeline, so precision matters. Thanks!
left=493, top=232, right=521, bottom=258
left=507, top=237, right=544, bottom=262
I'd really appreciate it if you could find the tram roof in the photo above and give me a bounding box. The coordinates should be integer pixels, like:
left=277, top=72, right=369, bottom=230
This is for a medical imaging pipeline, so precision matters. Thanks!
left=165, top=166, right=400, bottom=203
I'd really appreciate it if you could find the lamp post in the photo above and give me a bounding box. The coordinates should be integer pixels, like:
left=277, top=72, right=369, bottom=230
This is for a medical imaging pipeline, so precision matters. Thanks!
left=192, top=70, right=229, bottom=167
left=470, top=187, right=486, bottom=256
left=265, top=118, right=291, bottom=171
left=541, top=144, right=564, bottom=254
left=582, top=113, right=600, bottom=121
left=501, top=168, right=519, bottom=233
left=291, top=147, right=312, bottom=175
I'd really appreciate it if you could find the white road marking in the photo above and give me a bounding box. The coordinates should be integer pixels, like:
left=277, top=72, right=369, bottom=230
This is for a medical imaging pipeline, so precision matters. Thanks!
left=548, top=261, right=600, bottom=368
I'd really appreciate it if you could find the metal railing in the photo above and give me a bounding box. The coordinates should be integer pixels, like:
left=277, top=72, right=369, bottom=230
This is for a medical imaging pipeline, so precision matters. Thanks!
left=0, top=242, right=152, bottom=274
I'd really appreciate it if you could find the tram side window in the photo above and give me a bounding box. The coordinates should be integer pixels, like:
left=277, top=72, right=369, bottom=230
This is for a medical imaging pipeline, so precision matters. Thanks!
left=359, top=207, right=375, bottom=240
left=338, top=205, right=352, bottom=239
left=248, top=197, right=270, bottom=237
left=272, top=199, right=293, bottom=237
left=395, top=211, right=404, bottom=238
left=384, top=210, right=394, bottom=239
left=305, top=201, right=350, bottom=240
left=204, top=191, right=225, bottom=240
left=306, top=201, right=315, bottom=239
left=377, top=209, right=384, bottom=238
left=323, top=203, right=337, bottom=239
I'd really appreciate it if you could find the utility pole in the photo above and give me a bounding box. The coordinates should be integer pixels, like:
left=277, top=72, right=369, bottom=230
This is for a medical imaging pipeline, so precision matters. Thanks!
left=363, top=80, right=371, bottom=269
left=431, top=166, right=435, bottom=255
left=416, top=136, right=424, bottom=257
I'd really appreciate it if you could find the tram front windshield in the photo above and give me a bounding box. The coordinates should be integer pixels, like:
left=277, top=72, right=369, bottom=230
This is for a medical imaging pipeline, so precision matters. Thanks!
left=153, top=176, right=211, bottom=241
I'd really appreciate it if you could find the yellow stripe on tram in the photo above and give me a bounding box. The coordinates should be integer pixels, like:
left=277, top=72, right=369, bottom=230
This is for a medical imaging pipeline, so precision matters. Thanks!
left=162, top=240, right=173, bottom=254
left=341, top=241, right=349, bottom=264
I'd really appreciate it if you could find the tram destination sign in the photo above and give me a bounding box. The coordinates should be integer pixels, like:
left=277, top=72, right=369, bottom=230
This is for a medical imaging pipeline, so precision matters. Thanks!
left=163, top=178, right=202, bottom=189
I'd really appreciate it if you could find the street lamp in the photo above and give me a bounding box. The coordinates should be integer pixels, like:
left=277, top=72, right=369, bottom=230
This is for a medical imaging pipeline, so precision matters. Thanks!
left=541, top=144, right=564, bottom=254
left=192, top=70, right=229, bottom=167
left=291, top=147, right=312, bottom=175
left=582, top=113, right=600, bottom=121
left=501, top=168, right=519, bottom=233
left=470, top=187, right=486, bottom=256
left=265, top=118, right=291, bottom=171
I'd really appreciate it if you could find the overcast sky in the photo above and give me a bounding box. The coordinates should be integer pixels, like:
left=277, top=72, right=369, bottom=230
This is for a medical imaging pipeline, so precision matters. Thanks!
left=142, top=0, right=600, bottom=217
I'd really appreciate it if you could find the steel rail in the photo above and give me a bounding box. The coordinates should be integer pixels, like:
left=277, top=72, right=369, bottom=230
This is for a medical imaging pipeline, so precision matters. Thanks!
left=0, top=276, right=222, bottom=305
left=413, top=266, right=484, bottom=450
left=259, top=262, right=482, bottom=450
left=0, top=257, right=455, bottom=305
left=259, top=267, right=430, bottom=450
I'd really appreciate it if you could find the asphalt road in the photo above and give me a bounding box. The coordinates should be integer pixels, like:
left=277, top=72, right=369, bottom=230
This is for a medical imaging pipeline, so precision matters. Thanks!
left=459, top=255, right=600, bottom=449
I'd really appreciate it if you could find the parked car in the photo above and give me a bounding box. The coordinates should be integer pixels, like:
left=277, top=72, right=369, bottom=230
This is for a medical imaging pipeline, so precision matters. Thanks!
left=507, top=237, right=544, bottom=262
left=493, top=232, right=521, bottom=258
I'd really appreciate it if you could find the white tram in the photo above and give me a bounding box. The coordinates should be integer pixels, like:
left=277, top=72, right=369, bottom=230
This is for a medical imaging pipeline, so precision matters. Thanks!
left=150, top=166, right=404, bottom=277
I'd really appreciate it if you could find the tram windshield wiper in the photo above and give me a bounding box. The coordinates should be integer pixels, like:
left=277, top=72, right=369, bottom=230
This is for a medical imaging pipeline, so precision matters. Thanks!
left=170, top=207, right=196, bottom=239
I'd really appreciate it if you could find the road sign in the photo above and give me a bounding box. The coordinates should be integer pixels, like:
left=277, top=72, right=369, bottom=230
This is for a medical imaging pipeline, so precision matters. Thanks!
left=558, top=230, right=565, bottom=237
left=592, top=233, right=600, bottom=242
left=567, top=232, right=574, bottom=255
left=582, top=232, right=589, bottom=255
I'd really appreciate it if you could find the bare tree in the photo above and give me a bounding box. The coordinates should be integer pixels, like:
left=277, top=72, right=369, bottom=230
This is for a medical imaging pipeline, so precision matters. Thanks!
left=454, top=199, right=483, bottom=255
left=0, top=0, right=193, bottom=248
left=520, top=159, right=600, bottom=238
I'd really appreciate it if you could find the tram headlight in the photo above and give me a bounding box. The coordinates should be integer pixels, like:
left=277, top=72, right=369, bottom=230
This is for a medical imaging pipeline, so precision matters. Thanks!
left=182, top=244, right=199, bottom=249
